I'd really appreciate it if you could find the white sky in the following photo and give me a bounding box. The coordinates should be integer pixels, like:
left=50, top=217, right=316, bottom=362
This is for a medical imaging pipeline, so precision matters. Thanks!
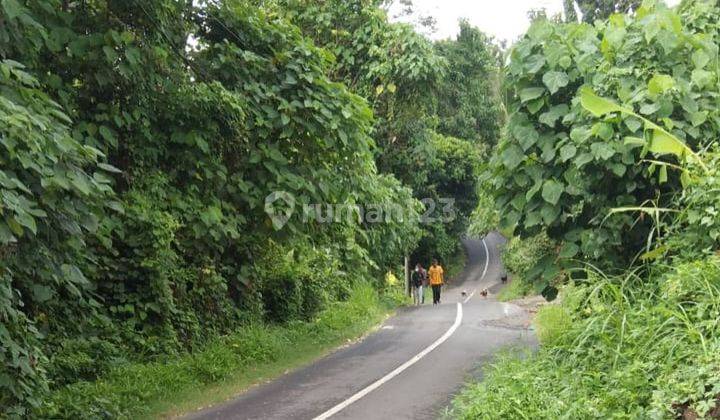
left=390, top=0, right=682, bottom=44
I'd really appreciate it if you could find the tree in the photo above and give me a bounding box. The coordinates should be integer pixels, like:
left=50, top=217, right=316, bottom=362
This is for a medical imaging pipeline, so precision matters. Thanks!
left=280, top=2, right=508, bottom=263
left=565, top=0, right=642, bottom=23
left=434, top=20, right=503, bottom=145
left=564, top=0, right=579, bottom=22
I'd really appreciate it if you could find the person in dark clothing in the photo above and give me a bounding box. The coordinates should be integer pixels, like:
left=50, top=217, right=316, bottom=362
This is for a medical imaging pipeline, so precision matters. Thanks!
left=419, top=264, right=428, bottom=304
left=411, top=264, right=425, bottom=305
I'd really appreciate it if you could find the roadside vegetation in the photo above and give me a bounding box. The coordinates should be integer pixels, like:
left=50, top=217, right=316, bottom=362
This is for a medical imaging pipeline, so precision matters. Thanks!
left=455, top=0, right=720, bottom=418
left=0, top=0, right=501, bottom=417
left=39, top=283, right=400, bottom=419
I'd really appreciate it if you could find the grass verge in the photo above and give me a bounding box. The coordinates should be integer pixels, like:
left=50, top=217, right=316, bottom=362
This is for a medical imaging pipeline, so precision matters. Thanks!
left=38, top=283, right=397, bottom=419
left=496, top=277, right=534, bottom=302
left=448, top=258, right=720, bottom=418
left=446, top=245, right=468, bottom=282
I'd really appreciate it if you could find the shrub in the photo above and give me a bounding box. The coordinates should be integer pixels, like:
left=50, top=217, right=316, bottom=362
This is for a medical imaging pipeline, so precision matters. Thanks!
left=491, top=0, right=720, bottom=273
left=37, top=283, right=388, bottom=419
left=501, top=232, right=557, bottom=297
left=496, top=277, right=534, bottom=301
left=533, top=304, right=571, bottom=346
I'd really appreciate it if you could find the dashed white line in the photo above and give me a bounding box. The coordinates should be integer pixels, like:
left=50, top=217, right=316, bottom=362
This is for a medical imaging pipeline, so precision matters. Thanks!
left=312, top=302, right=464, bottom=420
left=463, top=289, right=476, bottom=304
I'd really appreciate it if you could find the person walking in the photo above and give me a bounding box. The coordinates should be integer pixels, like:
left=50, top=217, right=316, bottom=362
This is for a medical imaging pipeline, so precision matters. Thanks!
left=411, top=264, right=424, bottom=306
left=428, top=259, right=444, bottom=305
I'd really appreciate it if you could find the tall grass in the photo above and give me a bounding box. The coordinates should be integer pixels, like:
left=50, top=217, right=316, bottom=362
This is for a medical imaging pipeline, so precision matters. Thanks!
left=496, top=276, right=534, bottom=301
left=450, top=258, right=720, bottom=419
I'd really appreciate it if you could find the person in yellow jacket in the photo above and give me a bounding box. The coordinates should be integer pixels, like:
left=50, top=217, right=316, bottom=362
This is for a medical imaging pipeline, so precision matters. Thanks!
left=428, top=259, right=444, bottom=305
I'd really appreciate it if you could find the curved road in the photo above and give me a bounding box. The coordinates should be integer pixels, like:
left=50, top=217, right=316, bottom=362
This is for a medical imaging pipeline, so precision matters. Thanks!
left=186, top=233, right=536, bottom=420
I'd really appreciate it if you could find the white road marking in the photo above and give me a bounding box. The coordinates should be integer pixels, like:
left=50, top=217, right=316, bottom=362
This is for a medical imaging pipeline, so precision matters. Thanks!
left=381, top=325, right=395, bottom=330
left=463, top=289, right=476, bottom=304
left=481, top=237, right=490, bottom=281
left=465, top=238, right=490, bottom=304
left=312, top=302, right=464, bottom=420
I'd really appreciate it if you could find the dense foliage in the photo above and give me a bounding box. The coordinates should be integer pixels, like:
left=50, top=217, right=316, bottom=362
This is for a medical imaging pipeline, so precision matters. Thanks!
left=277, top=0, right=500, bottom=262
left=0, top=0, right=504, bottom=414
left=454, top=259, right=720, bottom=419
left=455, top=1, right=720, bottom=418
left=39, top=282, right=392, bottom=418
left=567, top=0, right=642, bottom=23
left=491, top=0, right=720, bottom=292
left=0, top=0, right=443, bottom=414
left=434, top=20, right=503, bottom=145
left=502, top=233, right=556, bottom=289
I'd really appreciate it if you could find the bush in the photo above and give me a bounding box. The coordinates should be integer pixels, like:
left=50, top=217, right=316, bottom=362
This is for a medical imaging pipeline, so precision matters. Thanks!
left=533, top=304, right=571, bottom=346
left=496, top=277, right=534, bottom=301
left=501, top=232, right=557, bottom=296
left=491, top=0, right=720, bottom=272
left=0, top=60, right=113, bottom=415
left=0, top=2, right=427, bottom=414
left=467, top=182, right=499, bottom=238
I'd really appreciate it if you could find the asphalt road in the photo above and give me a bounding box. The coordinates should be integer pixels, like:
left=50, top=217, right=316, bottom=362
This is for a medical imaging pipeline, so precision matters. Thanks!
left=186, top=233, right=536, bottom=420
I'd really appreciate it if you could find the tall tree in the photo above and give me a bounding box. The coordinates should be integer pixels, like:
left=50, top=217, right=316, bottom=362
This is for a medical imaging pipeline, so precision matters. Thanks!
left=434, top=20, right=502, bottom=145
left=564, top=0, right=579, bottom=22
left=565, top=0, right=642, bottom=23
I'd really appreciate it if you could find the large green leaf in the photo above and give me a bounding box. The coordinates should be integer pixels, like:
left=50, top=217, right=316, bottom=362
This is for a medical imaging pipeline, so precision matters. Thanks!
left=647, top=74, right=675, bottom=96
left=590, top=143, right=615, bottom=160
left=541, top=180, right=564, bottom=205
left=520, top=87, right=546, bottom=103
left=31, top=284, right=54, bottom=303
left=559, top=144, right=577, bottom=162
left=539, top=104, right=569, bottom=127
left=691, top=69, right=714, bottom=88
left=501, top=144, right=525, bottom=169
left=559, top=241, right=580, bottom=258
left=579, top=87, right=623, bottom=117
left=542, top=71, right=570, bottom=94
left=541, top=204, right=561, bottom=225
left=580, top=88, right=706, bottom=171
left=648, top=129, right=684, bottom=157
left=1, top=0, right=23, bottom=19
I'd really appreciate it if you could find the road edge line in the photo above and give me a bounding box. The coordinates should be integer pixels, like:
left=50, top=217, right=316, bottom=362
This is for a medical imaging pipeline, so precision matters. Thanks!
left=481, top=237, right=490, bottom=281
left=464, top=238, right=491, bottom=304
left=463, top=289, right=476, bottom=304
left=312, top=302, right=464, bottom=420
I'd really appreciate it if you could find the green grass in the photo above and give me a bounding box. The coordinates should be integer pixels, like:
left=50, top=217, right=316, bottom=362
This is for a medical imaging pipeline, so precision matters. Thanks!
left=448, top=258, right=720, bottom=419
left=532, top=303, right=570, bottom=346
left=496, top=277, right=534, bottom=302
left=38, top=283, right=396, bottom=419
left=446, top=246, right=468, bottom=282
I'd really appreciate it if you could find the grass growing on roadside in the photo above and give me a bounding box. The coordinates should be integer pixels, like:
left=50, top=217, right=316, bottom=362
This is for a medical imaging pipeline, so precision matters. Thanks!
left=446, top=245, right=468, bottom=282
left=532, top=304, right=570, bottom=346
left=38, top=283, right=396, bottom=419
left=496, top=277, right=534, bottom=302
left=449, top=258, right=720, bottom=419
